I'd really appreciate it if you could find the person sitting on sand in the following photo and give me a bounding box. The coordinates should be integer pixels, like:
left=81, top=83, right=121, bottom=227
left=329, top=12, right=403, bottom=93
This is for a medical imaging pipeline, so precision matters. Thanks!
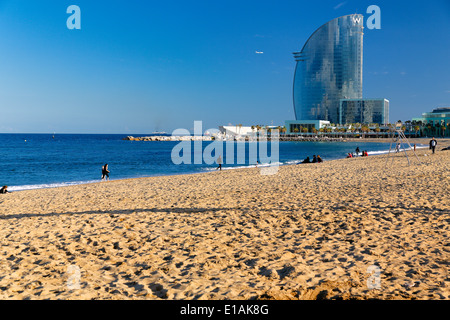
left=101, top=164, right=110, bottom=181
left=0, top=186, right=9, bottom=194
left=312, top=155, right=317, bottom=163
left=317, top=155, right=323, bottom=163
left=301, top=156, right=310, bottom=163
left=347, top=153, right=353, bottom=158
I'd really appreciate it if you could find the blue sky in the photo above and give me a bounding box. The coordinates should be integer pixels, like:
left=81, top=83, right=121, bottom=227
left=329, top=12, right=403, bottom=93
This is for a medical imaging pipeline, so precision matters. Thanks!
left=0, top=0, right=449, bottom=133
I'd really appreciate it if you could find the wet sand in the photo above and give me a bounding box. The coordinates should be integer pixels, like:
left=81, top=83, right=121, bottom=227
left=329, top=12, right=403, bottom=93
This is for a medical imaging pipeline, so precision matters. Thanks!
left=0, top=146, right=448, bottom=300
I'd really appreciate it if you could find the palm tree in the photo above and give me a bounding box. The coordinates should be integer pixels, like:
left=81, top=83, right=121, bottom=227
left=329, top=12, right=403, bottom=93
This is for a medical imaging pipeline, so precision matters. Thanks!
left=361, top=125, right=370, bottom=138
left=414, top=125, right=420, bottom=137
left=375, top=126, right=381, bottom=138
left=426, top=123, right=432, bottom=136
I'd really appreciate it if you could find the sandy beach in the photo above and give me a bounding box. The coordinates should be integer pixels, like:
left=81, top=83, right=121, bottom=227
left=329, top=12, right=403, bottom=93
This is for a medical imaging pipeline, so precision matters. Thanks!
left=0, top=144, right=448, bottom=300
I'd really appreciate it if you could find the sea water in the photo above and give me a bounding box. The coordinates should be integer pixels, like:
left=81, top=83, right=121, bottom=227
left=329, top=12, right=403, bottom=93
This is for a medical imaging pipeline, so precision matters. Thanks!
left=0, top=133, right=419, bottom=192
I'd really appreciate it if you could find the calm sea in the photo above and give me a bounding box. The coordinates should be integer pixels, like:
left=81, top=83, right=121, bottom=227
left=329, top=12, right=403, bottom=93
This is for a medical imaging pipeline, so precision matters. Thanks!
left=0, top=133, right=413, bottom=191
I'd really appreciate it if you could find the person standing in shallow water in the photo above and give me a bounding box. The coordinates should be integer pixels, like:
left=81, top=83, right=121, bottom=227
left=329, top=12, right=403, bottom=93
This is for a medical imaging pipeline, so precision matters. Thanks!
left=216, top=156, right=222, bottom=171
left=101, top=164, right=110, bottom=181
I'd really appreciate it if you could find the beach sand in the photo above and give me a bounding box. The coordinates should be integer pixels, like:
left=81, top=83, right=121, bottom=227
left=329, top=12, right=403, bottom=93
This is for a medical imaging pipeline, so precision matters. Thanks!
left=0, top=146, right=448, bottom=300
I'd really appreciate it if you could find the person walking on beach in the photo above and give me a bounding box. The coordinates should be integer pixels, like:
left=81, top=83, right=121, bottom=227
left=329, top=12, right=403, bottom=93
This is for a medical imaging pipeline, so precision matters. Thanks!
left=429, top=137, right=437, bottom=154
left=355, top=147, right=360, bottom=156
left=0, top=186, right=9, bottom=194
left=216, top=156, right=222, bottom=171
left=101, top=164, right=110, bottom=181
left=395, top=143, right=401, bottom=153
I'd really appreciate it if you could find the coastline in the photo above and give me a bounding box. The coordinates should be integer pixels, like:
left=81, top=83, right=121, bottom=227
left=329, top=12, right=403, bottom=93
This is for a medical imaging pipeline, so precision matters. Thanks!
left=0, top=147, right=448, bottom=300
left=5, top=138, right=437, bottom=193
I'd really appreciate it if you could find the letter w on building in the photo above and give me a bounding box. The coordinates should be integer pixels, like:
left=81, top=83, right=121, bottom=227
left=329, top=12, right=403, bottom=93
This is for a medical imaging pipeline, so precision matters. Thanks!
left=352, top=15, right=362, bottom=25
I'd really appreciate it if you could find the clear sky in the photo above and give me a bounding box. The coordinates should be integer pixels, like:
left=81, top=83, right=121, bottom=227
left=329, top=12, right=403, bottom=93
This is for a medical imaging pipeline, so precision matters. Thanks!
left=0, top=0, right=449, bottom=133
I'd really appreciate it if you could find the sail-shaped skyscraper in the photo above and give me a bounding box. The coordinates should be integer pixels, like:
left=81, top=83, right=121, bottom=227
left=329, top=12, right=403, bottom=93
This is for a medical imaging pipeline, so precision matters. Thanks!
left=292, top=14, right=364, bottom=124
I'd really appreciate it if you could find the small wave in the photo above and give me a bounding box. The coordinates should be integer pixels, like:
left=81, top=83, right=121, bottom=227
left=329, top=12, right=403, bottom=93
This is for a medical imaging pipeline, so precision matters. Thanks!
left=8, top=180, right=99, bottom=192
left=201, top=161, right=297, bottom=172
left=367, top=145, right=427, bottom=156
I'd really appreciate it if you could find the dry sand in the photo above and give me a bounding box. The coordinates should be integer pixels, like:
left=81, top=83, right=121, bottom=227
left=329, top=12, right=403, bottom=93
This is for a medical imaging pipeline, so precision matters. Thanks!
left=0, top=146, right=448, bottom=300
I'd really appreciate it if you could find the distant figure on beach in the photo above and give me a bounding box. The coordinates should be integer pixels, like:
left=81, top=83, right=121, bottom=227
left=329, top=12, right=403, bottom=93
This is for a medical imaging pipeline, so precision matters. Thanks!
left=301, top=156, right=310, bottom=163
left=317, top=155, right=323, bottom=163
left=0, top=186, right=9, bottom=194
left=101, top=164, right=110, bottom=181
left=395, top=143, right=401, bottom=153
left=312, top=155, right=317, bottom=163
left=355, top=147, right=360, bottom=156
left=364, top=151, right=368, bottom=157
left=347, top=153, right=353, bottom=158
left=429, top=137, right=437, bottom=154
left=216, top=156, right=222, bottom=171
left=413, top=143, right=416, bottom=152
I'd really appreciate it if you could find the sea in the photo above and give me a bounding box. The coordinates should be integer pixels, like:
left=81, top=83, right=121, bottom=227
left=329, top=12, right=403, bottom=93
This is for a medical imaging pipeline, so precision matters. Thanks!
left=0, top=133, right=422, bottom=192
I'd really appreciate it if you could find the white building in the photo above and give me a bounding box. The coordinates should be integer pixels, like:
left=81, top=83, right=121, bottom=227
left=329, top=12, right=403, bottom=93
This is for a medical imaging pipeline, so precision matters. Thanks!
left=219, top=125, right=256, bottom=136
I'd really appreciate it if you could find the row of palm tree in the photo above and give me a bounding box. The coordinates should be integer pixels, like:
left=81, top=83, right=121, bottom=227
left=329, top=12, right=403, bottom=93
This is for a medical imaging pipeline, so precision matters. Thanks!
left=244, top=120, right=450, bottom=137
left=407, top=120, right=450, bottom=137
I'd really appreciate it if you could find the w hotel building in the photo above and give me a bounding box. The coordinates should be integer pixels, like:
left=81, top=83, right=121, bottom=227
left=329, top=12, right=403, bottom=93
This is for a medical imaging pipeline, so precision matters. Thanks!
left=290, top=14, right=388, bottom=128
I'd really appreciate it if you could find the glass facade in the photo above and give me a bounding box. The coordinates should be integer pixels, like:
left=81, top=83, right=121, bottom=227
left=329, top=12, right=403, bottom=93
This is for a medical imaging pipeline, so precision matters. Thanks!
left=421, top=107, right=450, bottom=125
left=293, top=15, right=364, bottom=124
left=339, top=99, right=389, bottom=125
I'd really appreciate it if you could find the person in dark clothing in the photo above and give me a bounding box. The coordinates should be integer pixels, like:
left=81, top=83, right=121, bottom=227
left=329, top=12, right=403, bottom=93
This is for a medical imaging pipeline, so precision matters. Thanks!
left=429, top=137, right=437, bottom=154
left=216, top=156, right=222, bottom=171
left=317, top=155, right=323, bottom=163
left=0, top=186, right=9, bottom=194
left=101, top=164, right=110, bottom=181
left=355, top=147, right=360, bottom=156
left=312, top=155, right=317, bottom=163
left=301, top=156, right=310, bottom=163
